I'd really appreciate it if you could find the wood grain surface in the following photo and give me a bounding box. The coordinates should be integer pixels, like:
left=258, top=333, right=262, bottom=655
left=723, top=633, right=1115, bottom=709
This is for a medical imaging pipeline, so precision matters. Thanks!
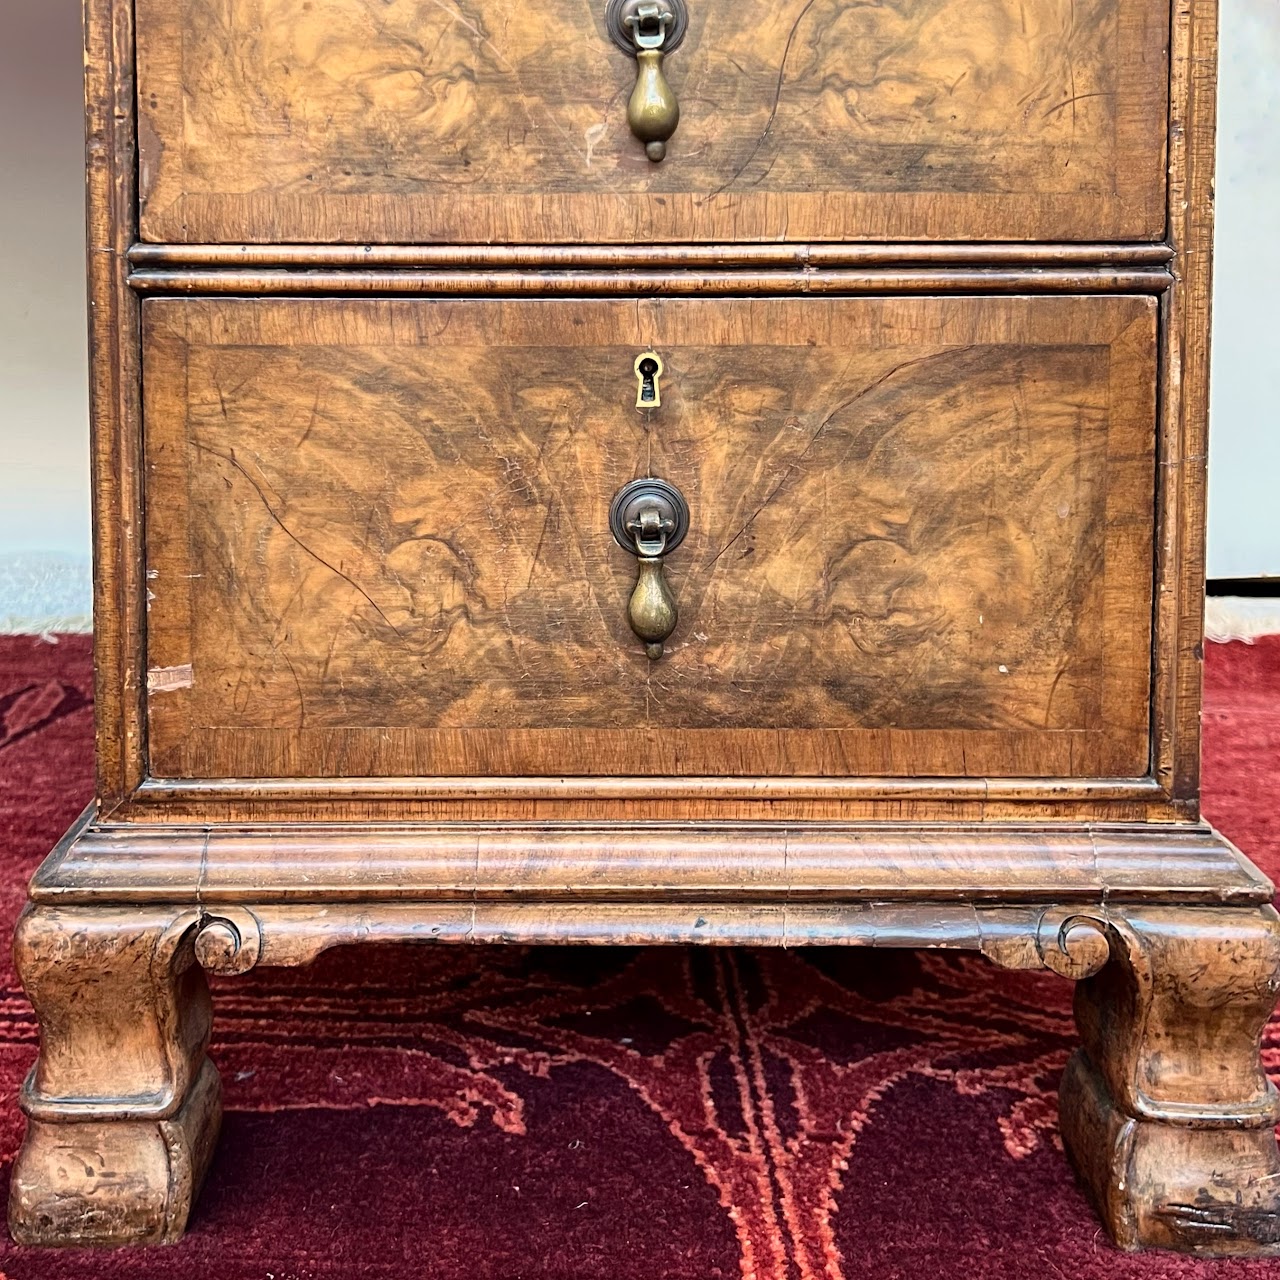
left=141, top=295, right=1156, bottom=780
left=135, top=0, right=1169, bottom=243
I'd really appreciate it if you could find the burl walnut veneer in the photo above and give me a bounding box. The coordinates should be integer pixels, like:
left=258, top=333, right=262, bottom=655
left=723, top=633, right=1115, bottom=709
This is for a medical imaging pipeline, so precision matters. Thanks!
left=11, top=0, right=1278, bottom=1256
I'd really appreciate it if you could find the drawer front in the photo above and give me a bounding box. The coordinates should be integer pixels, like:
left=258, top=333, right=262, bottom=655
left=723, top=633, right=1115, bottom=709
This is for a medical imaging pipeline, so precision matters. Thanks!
left=136, top=0, right=1168, bottom=244
left=142, top=295, right=1155, bottom=780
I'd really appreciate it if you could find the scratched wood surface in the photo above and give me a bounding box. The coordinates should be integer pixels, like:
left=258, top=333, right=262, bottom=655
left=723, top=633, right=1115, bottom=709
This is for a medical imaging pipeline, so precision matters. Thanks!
left=135, top=0, right=1169, bottom=244
left=141, top=295, right=1155, bottom=779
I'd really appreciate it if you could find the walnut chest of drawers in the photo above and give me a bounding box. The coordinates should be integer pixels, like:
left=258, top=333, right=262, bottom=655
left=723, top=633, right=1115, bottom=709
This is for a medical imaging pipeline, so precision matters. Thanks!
left=12, top=0, right=1279, bottom=1256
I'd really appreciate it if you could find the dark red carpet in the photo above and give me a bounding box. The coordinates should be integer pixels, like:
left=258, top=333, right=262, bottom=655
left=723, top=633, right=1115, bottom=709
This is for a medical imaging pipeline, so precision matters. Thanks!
left=0, top=634, right=1277, bottom=1279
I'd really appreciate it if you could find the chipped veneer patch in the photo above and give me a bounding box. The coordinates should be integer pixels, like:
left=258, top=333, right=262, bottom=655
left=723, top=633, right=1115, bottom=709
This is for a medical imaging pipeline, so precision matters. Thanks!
left=147, top=664, right=194, bottom=693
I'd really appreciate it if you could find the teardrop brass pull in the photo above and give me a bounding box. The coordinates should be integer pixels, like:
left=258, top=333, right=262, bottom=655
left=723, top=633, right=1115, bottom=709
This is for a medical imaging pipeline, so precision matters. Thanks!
left=605, top=0, right=687, bottom=162
left=628, top=49, right=679, bottom=162
left=609, top=477, right=690, bottom=660
left=629, top=553, right=679, bottom=660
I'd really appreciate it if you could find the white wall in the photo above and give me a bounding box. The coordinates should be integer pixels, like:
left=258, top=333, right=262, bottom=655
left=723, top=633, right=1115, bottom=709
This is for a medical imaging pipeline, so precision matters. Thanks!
left=1207, top=0, right=1280, bottom=579
left=0, top=0, right=1275, bottom=599
left=0, top=1, right=91, bottom=559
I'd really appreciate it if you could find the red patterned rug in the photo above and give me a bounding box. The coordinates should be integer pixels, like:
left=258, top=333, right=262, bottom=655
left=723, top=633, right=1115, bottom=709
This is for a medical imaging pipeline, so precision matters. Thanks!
left=0, top=634, right=1277, bottom=1279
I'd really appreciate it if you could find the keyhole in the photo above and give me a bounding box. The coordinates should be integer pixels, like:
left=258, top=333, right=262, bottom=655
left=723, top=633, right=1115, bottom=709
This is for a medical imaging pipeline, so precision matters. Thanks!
left=634, top=352, right=664, bottom=408
left=638, top=359, right=658, bottom=402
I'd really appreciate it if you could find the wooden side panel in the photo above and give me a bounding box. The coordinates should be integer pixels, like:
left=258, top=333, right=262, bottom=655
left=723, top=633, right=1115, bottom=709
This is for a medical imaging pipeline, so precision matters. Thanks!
left=1152, top=0, right=1218, bottom=806
left=85, top=0, right=147, bottom=806
left=142, top=296, right=1156, bottom=780
left=135, top=0, right=1169, bottom=243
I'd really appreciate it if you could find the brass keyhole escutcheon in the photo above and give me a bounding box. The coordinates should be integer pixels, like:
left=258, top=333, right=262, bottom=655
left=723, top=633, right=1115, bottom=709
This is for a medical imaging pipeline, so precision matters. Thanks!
left=635, top=351, right=663, bottom=408
left=604, top=0, right=687, bottom=161
left=609, top=477, right=690, bottom=660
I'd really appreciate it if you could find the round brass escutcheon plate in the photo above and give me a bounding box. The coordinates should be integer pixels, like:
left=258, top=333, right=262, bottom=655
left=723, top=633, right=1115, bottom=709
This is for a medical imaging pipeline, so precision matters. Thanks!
left=604, top=0, right=689, bottom=54
left=609, top=477, right=690, bottom=555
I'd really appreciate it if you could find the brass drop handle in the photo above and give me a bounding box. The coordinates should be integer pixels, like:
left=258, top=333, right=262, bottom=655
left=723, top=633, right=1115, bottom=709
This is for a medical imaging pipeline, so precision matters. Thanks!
left=628, top=41, right=678, bottom=163
left=609, top=478, right=690, bottom=659
left=627, top=509, right=679, bottom=659
left=605, top=0, right=687, bottom=161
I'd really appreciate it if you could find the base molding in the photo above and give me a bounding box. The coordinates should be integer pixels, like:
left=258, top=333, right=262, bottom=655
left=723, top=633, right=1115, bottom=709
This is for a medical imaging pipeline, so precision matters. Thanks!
left=11, top=817, right=1280, bottom=1254
left=32, top=816, right=1274, bottom=926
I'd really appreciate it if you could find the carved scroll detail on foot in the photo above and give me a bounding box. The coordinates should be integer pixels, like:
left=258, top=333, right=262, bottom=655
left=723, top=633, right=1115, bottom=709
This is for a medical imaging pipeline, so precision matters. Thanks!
left=193, top=907, right=263, bottom=975
left=1035, top=909, right=1111, bottom=979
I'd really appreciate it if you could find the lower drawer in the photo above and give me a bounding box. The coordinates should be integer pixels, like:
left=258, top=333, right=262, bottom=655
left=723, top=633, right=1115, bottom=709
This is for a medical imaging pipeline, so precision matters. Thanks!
left=141, top=295, right=1156, bottom=780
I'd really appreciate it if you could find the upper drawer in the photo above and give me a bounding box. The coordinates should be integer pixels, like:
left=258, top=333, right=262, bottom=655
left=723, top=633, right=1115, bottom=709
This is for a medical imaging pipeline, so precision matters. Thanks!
left=135, top=0, right=1169, bottom=244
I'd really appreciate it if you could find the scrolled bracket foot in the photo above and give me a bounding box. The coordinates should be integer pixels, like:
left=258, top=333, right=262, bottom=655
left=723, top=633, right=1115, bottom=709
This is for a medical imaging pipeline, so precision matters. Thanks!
left=1059, top=905, right=1280, bottom=1255
left=8, top=905, right=226, bottom=1247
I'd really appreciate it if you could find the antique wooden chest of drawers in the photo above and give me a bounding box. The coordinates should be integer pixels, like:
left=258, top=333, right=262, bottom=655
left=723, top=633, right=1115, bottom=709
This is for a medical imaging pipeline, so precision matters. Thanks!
left=12, top=0, right=1279, bottom=1256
